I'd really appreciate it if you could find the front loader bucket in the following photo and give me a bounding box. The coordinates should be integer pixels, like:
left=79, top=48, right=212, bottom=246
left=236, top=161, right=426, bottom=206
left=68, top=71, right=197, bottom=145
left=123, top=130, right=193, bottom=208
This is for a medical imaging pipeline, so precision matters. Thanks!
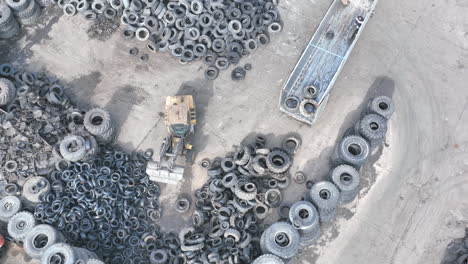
left=146, top=161, right=184, bottom=184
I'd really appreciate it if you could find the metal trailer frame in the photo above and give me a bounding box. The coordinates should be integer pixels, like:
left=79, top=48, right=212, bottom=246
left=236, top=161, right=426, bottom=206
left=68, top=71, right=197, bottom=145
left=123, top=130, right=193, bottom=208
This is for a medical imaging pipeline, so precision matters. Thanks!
left=279, top=0, right=379, bottom=125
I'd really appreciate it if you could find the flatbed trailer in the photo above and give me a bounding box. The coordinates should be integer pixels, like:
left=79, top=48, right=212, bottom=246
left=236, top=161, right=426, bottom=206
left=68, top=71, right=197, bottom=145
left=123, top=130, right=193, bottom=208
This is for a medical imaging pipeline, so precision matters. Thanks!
left=279, top=0, right=379, bottom=125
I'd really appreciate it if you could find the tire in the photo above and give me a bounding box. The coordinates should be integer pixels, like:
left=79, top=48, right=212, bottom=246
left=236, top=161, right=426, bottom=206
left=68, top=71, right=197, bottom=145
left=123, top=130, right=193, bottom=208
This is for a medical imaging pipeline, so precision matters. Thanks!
left=175, top=197, right=190, bottom=213
left=288, top=201, right=319, bottom=231
left=252, top=254, right=284, bottom=264
left=358, top=113, right=388, bottom=144
left=0, top=196, right=22, bottom=222
left=22, top=176, right=50, bottom=203
left=266, top=150, right=291, bottom=174
left=265, top=189, right=282, bottom=208
left=367, top=95, right=394, bottom=119
left=0, top=78, right=16, bottom=106
left=17, top=6, right=40, bottom=25
left=84, top=108, right=112, bottom=136
left=40, top=243, right=78, bottom=264
left=221, top=157, right=237, bottom=172
left=253, top=203, right=269, bottom=220
left=16, top=0, right=37, bottom=18
left=330, top=165, right=360, bottom=204
left=0, top=19, right=19, bottom=39
left=335, top=135, right=370, bottom=168
left=282, top=133, right=302, bottom=155
left=234, top=147, right=251, bottom=166
left=8, top=211, right=36, bottom=240
left=0, top=4, right=14, bottom=27
left=221, top=173, right=238, bottom=188
left=59, top=135, right=87, bottom=162
left=96, top=123, right=115, bottom=143
left=309, top=181, right=340, bottom=222
left=260, top=222, right=300, bottom=259
left=6, top=0, right=29, bottom=12
left=24, top=224, right=63, bottom=259
left=233, top=182, right=257, bottom=201
left=252, top=155, right=268, bottom=175
left=150, top=249, right=168, bottom=264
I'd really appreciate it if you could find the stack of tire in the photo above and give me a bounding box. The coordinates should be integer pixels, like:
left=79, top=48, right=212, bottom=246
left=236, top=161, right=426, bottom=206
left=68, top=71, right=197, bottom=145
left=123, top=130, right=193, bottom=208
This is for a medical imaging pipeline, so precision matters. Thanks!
left=288, top=201, right=321, bottom=247
left=6, top=0, right=42, bottom=26
left=83, top=108, right=116, bottom=143
left=260, top=222, right=301, bottom=260
left=0, top=4, right=20, bottom=39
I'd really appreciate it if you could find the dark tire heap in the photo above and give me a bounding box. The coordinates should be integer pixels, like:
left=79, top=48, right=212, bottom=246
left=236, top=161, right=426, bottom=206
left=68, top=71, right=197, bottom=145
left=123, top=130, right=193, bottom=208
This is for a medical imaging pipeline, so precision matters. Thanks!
left=442, top=228, right=468, bottom=264
left=181, top=135, right=296, bottom=263
left=0, top=63, right=115, bottom=188
left=48, top=0, right=283, bottom=80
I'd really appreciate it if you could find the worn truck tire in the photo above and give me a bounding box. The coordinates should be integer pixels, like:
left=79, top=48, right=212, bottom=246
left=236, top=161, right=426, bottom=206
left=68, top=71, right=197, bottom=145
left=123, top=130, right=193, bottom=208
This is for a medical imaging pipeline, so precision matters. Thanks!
left=233, top=182, right=257, bottom=201
left=358, top=113, right=388, bottom=143
left=40, top=243, right=78, bottom=264
left=331, top=164, right=360, bottom=204
left=6, top=0, right=29, bottom=11
left=24, top=224, right=63, bottom=259
left=289, top=201, right=319, bottom=230
left=260, top=222, right=300, bottom=259
left=8, top=211, right=36, bottom=240
left=0, top=196, right=22, bottom=222
left=84, top=108, right=112, bottom=136
left=59, top=135, right=87, bottom=162
left=336, top=135, right=370, bottom=168
left=309, top=181, right=340, bottom=211
left=367, top=95, right=395, bottom=119
left=0, top=5, right=14, bottom=27
left=16, top=0, right=38, bottom=18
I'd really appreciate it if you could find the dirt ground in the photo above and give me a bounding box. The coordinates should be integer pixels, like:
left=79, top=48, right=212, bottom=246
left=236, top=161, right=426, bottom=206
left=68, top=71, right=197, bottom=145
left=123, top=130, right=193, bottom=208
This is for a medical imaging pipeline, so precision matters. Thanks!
left=0, top=0, right=467, bottom=263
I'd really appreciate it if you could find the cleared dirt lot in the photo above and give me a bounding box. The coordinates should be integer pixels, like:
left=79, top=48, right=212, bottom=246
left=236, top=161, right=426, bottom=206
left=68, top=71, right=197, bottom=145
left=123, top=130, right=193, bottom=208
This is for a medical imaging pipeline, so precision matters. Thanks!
left=0, top=0, right=467, bottom=263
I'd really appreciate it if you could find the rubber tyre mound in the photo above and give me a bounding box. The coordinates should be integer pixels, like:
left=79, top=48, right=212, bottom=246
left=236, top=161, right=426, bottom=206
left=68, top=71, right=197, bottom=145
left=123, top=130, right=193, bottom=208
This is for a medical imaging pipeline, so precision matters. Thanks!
left=0, top=78, right=16, bottom=105
left=331, top=164, right=360, bottom=204
left=252, top=254, right=284, bottom=264
left=24, top=224, right=63, bottom=259
left=309, top=181, right=340, bottom=211
left=368, top=95, right=394, bottom=119
left=6, top=0, right=29, bottom=12
left=336, top=135, right=370, bottom=168
left=266, top=150, right=291, bottom=174
left=358, top=113, right=388, bottom=143
left=8, top=211, right=36, bottom=240
left=59, top=135, right=87, bottom=162
left=84, top=108, right=112, bottom=136
left=0, top=196, right=22, bottom=222
left=41, top=243, right=77, bottom=264
left=260, top=222, right=300, bottom=259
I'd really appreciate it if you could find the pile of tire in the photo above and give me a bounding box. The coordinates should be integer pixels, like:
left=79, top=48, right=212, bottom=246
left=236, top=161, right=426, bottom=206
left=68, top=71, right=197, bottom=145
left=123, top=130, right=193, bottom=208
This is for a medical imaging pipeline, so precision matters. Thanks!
left=0, top=4, right=20, bottom=40
left=442, top=228, right=468, bottom=264
left=172, top=134, right=299, bottom=263
left=0, top=196, right=105, bottom=264
left=6, top=0, right=42, bottom=26
left=51, top=0, right=283, bottom=80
